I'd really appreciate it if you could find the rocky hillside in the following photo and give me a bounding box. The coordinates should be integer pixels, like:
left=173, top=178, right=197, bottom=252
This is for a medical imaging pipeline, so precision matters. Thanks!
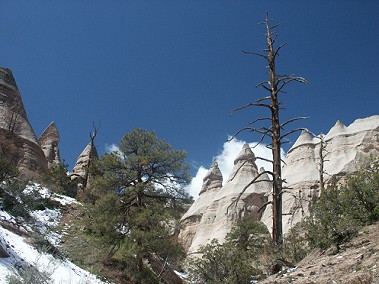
left=261, top=222, right=379, bottom=283
left=179, top=115, right=379, bottom=254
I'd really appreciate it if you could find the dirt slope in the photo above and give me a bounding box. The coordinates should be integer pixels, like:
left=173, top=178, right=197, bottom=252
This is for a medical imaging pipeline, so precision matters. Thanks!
left=261, top=223, right=379, bottom=284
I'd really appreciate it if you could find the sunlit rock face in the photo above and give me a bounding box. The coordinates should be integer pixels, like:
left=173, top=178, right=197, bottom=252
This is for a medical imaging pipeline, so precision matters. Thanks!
left=180, top=116, right=379, bottom=253
left=261, top=115, right=379, bottom=235
left=199, top=162, right=223, bottom=195
left=179, top=163, right=224, bottom=252
left=0, top=68, right=48, bottom=179
left=71, top=142, right=98, bottom=181
left=39, top=122, right=61, bottom=169
left=179, top=144, right=271, bottom=254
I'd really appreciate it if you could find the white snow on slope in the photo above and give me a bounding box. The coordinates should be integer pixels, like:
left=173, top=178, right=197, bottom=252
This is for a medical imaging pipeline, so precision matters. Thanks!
left=0, top=184, right=110, bottom=284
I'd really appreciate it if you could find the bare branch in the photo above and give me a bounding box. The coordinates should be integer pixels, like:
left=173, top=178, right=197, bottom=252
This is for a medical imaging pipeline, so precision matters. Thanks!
left=257, top=201, right=272, bottom=213
left=226, top=170, right=273, bottom=214
left=255, top=156, right=273, bottom=164
left=231, top=102, right=271, bottom=114
left=280, top=117, right=310, bottom=129
left=228, top=160, right=248, bottom=182
left=276, top=75, right=309, bottom=94
left=271, top=34, right=279, bottom=45
left=242, top=50, right=268, bottom=61
left=256, top=96, right=272, bottom=103
left=274, top=43, right=287, bottom=58
left=281, top=128, right=308, bottom=140
left=256, top=81, right=271, bottom=92
left=249, top=117, right=271, bottom=125
left=248, top=128, right=272, bottom=148
left=229, top=126, right=273, bottom=142
left=90, top=121, right=100, bottom=144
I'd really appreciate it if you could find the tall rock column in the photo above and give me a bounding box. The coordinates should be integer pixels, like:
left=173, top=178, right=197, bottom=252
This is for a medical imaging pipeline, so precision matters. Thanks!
left=39, top=122, right=61, bottom=168
left=179, top=162, right=223, bottom=251
left=71, top=142, right=99, bottom=186
left=0, top=68, right=48, bottom=179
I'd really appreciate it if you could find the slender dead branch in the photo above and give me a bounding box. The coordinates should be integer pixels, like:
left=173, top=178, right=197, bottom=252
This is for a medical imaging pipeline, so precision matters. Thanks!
left=256, top=81, right=272, bottom=92
left=257, top=200, right=273, bottom=213
left=281, top=128, right=308, bottom=140
left=242, top=50, right=268, bottom=60
left=226, top=170, right=273, bottom=215
left=274, top=43, right=287, bottom=57
left=280, top=117, right=310, bottom=129
left=231, top=102, right=271, bottom=114
left=256, top=96, right=272, bottom=103
left=229, top=126, right=273, bottom=142
left=249, top=117, right=271, bottom=125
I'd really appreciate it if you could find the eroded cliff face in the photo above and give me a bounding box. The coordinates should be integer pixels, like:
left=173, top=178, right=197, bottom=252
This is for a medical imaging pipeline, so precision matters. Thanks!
left=179, top=144, right=271, bottom=254
left=71, top=142, right=98, bottom=183
left=261, top=115, right=379, bottom=235
left=180, top=116, right=379, bottom=253
left=0, top=68, right=48, bottom=179
left=39, top=122, right=61, bottom=169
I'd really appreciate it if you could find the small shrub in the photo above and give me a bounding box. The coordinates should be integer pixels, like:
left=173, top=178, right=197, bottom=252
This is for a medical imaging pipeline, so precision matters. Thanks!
left=42, top=162, right=78, bottom=198
left=305, top=157, right=379, bottom=251
left=187, top=218, right=270, bottom=283
left=6, top=263, right=53, bottom=284
left=283, top=221, right=310, bottom=264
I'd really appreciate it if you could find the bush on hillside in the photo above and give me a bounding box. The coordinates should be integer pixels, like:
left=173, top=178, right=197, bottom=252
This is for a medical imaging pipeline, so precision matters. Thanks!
left=305, top=157, right=379, bottom=250
left=42, top=162, right=78, bottom=198
left=187, top=218, right=271, bottom=283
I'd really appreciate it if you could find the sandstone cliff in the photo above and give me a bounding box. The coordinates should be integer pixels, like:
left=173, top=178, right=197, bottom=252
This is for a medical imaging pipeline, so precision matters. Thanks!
left=179, top=144, right=271, bottom=253
left=39, top=121, right=61, bottom=169
left=261, top=115, right=379, bottom=235
left=71, top=142, right=98, bottom=183
left=179, top=115, right=379, bottom=254
left=0, top=68, right=48, bottom=179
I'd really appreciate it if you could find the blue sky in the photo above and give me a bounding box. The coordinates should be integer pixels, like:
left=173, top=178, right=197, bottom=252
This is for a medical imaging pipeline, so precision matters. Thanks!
left=1, top=1, right=378, bottom=178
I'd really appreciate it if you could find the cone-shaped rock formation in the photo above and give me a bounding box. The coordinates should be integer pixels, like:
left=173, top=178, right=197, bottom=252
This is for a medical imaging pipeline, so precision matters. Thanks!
left=71, top=142, right=98, bottom=182
left=0, top=68, right=47, bottom=178
left=39, top=122, right=61, bottom=168
left=199, top=162, right=223, bottom=195
left=179, top=144, right=271, bottom=254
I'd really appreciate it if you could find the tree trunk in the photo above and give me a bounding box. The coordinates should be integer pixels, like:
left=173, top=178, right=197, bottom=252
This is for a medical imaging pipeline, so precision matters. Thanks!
left=267, top=19, right=283, bottom=246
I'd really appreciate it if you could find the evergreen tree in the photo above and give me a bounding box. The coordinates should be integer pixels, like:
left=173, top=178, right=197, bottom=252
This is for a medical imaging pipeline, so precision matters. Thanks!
left=42, top=162, right=77, bottom=198
left=87, top=128, right=191, bottom=282
left=188, top=219, right=271, bottom=283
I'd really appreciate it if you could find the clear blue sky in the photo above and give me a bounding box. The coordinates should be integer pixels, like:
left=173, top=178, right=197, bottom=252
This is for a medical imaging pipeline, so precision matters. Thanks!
left=1, top=1, right=378, bottom=174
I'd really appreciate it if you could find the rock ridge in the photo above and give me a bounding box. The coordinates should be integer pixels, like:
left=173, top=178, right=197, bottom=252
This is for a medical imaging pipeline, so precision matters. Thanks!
left=0, top=68, right=48, bottom=179
left=180, top=115, right=379, bottom=254
left=39, top=121, right=61, bottom=169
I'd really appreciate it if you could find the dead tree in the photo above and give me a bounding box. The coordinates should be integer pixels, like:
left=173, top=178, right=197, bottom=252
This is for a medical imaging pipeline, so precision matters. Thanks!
left=230, top=13, right=308, bottom=246
left=83, top=122, right=99, bottom=189
left=317, top=134, right=327, bottom=193
left=305, top=130, right=328, bottom=194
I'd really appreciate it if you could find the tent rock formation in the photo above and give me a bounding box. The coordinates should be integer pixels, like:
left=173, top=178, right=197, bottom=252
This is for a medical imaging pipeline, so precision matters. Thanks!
left=71, top=142, right=98, bottom=183
left=180, top=116, right=379, bottom=254
left=0, top=68, right=48, bottom=179
left=39, top=121, right=61, bottom=168
left=179, top=143, right=271, bottom=254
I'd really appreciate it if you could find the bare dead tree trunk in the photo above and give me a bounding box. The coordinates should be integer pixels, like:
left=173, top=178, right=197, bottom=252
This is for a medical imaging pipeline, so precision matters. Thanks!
left=266, top=17, right=283, bottom=246
left=230, top=13, right=308, bottom=247
left=318, top=135, right=326, bottom=193
left=313, top=133, right=328, bottom=194
left=83, top=122, right=99, bottom=189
